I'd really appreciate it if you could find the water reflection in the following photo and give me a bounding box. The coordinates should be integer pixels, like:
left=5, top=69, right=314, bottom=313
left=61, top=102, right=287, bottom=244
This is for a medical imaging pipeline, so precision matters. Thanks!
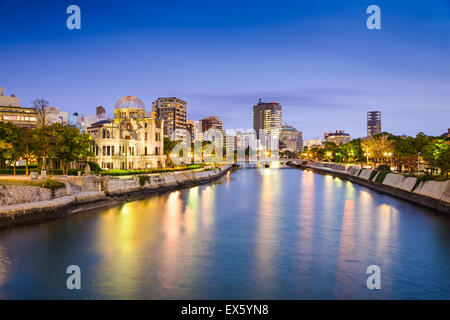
left=255, top=169, right=281, bottom=292
left=0, top=169, right=449, bottom=299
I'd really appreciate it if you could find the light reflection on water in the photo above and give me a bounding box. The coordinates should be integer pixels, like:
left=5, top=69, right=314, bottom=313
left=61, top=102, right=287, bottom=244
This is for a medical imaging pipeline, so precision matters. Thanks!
left=0, top=168, right=449, bottom=299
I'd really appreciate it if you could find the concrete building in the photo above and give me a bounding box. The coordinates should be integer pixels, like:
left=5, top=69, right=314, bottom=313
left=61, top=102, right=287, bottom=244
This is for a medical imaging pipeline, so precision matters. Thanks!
left=152, top=97, right=187, bottom=140
left=186, top=120, right=195, bottom=142
left=87, top=96, right=166, bottom=170
left=325, top=130, right=351, bottom=146
left=199, top=116, right=222, bottom=132
left=44, top=106, right=68, bottom=125
left=367, top=111, right=381, bottom=137
left=280, top=123, right=303, bottom=152
left=305, top=138, right=323, bottom=149
left=253, top=98, right=282, bottom=139
left=0, top=87, right=38, bottom=128
left=77, top=106, right=107, bottom=130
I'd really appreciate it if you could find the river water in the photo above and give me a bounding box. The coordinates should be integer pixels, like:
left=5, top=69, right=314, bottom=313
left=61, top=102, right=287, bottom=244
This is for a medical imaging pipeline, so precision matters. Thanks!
left=0, top=168, right=449, bottom=299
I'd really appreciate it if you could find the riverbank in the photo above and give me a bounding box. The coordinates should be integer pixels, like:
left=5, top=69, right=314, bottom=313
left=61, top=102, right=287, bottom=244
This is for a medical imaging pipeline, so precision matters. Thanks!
left=289, top=161, right=450, bottom=215
left=0, top=164, right=234, bottom=229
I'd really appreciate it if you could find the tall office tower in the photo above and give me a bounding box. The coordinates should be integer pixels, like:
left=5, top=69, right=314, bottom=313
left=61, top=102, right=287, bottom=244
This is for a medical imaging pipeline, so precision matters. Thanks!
left=367, top=111, right=381, bottom=137
left=152, top=97, right=187, bottom=140
left=253, top=98, right=282, bottom=139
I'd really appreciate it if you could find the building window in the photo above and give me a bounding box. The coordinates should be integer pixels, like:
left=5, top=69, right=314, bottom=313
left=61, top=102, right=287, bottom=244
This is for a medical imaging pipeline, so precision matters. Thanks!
left=102, top=146, right=106, bottom=156
left=145, top=147, right=147, bottom=155
left=107, top=146, right=110, bottom=156
left=145, top=123, right=148, bottom=128
left=145, top=132, right=147, bottom=140
left=102, top=129, right=106, bottom=139
left=112, top=146, right=115, bottom=155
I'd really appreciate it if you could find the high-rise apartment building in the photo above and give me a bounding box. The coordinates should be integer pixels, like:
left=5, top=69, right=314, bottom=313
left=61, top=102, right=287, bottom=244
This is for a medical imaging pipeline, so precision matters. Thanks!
left=199, top=116, right=222, bottom=132
left=253, top=99, right=282, bottom=138
left=367, top=111, right=381, bottom=137
left=281, top=123, right=303, bottom=152
left=186, top=120, right=196, bottom=142
left=152, top=97, right=187, bottom=140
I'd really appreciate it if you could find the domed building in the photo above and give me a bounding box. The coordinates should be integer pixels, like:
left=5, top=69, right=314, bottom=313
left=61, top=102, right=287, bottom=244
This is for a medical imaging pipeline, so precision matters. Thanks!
left=114, top=96, right=146, bottom=122
left=86, top=96, right=166, bottom=170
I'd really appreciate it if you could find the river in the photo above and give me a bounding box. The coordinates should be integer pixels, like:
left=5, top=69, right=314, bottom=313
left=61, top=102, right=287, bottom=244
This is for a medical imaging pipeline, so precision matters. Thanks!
left=0, top=168, right=449, bottom=299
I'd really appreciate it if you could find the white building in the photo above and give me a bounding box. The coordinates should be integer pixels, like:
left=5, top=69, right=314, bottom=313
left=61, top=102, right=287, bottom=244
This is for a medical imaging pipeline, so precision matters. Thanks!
left=44, top=106, right=68, bottom=125
left=87, top=96, right=166, bottom=170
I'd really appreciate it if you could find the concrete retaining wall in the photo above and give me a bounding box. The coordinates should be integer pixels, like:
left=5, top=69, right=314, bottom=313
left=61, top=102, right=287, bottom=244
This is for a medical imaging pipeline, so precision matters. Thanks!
left=359, top=169, right=373, bottom=180
left=382, top=173, right=417, bottom=192
left=68, top=175, right=102, bottom=192
left=104, top=165, right=232, bottom=196
left=348, top=167, right=361, bottom=177
left=291, top=161, right=449, bottom=214
left=414, top=180, right=449, bottom=201
left=0, top=184, right=69, bottom=206
left=0, top=165, right=233, bottom=229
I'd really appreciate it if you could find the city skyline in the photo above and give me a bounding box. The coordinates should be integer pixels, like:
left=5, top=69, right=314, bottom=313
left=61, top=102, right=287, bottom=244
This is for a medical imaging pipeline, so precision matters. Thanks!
left=1, top=0, right=449, bottom=140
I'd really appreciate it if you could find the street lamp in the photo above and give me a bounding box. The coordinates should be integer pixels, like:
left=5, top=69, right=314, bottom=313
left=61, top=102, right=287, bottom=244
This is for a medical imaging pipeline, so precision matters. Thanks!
left=364, top=152, right=370, bottom=165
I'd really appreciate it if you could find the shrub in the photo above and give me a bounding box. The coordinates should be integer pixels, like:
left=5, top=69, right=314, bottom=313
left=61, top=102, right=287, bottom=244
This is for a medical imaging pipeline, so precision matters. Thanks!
left=369, top=170, right=378, bottom=181
left=412, top=174, right=434, bottom=191
left=87, top=161, right=100, bottom=173
left=139, top=175, right=150, bottom=186
left=377, top=164, right=391, bottom=172
left=375, top=170, right=390, bottom=184
left=42, top=180, right=66, bottom=190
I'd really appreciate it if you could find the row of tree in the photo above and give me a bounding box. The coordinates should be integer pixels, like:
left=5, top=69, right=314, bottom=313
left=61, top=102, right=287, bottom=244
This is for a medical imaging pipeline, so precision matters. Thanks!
left=0, top=100, right=92, bottom=175
left=302, top=132, right=450, bottom=176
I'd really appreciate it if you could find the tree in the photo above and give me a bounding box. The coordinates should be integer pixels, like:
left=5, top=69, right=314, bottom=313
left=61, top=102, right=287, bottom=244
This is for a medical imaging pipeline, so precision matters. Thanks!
left=48, top=124, right=93, bottom=175
left=0, top=122, right=26, bottom=175
left=390, top=135, right=415, bottom=172
left=20, top=127, right=34, bottom=175
left=436, top=145, right=450, bottom=177
left=367, top=133, right=394, bottom=166
left=360, top=138, right=371, bottom=164
left=423, top=139, right=449, bottom=175
left=32, top=99, right=50, bottom=171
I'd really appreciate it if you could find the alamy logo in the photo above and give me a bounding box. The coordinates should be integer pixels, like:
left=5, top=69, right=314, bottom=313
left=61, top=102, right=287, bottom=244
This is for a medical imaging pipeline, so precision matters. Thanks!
left=366, top=265, right=381, bottom=290
left=66, top=5, right=81, bottom=30
left=66, top=265, right=81, bottom=290
left=366, top=5, right=381, bottom=30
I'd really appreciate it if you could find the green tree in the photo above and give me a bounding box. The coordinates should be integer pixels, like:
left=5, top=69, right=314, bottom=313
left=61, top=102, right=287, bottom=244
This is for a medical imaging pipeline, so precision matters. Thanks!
left=0, top=122, right=26, bottom=175
left=33, top=99, right=50, bottom=172
left=48, top=124, right=93, bottom=175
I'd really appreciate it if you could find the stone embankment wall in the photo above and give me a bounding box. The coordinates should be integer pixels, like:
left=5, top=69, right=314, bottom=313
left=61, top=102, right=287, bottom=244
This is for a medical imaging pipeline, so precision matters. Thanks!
left=0, top=184, right=68, bottom=206
left=292, top=161, right=450, bottom=214
left=0, top=165, right=233, bottom=229
left=102, top=166, right=231, bottom=196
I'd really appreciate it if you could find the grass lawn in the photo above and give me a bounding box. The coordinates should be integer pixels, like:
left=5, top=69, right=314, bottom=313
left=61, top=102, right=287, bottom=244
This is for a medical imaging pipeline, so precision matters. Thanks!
left=99, top=164, right=204, bottom=176
left=0, top=179, right=65, bottom=190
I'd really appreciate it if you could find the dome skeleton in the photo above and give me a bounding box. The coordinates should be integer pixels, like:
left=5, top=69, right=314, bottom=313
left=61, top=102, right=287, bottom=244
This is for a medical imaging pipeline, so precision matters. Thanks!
left=115, top=96, right=145, bottom=109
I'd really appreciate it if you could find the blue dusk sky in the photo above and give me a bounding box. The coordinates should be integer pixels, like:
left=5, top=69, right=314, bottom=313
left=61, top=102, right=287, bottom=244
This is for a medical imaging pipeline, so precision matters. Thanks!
left=1, top=0, right=449, bottom=140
